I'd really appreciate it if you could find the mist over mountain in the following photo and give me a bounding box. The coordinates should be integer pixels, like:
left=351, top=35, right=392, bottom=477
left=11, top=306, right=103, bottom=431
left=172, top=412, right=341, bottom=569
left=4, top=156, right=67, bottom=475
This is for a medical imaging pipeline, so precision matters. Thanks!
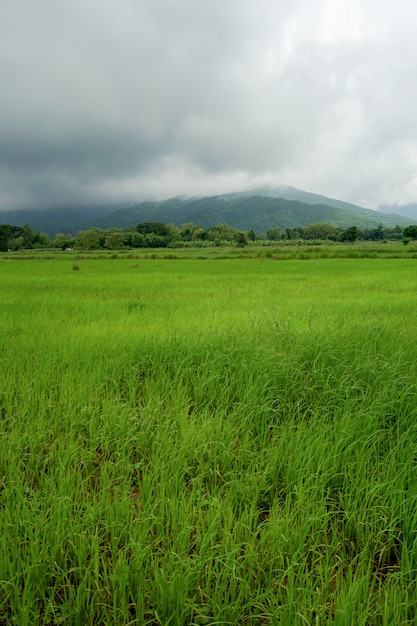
left=0, top=203, right=128, bottom=236
left=378, top=203, right=417, bottom=221
left=0, top=187, right=411, bottom=236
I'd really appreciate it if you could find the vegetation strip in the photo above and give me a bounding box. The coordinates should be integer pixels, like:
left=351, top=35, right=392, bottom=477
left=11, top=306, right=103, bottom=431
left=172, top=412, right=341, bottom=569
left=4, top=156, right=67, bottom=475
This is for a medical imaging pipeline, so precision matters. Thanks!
left=2, top=219, right=417, bottom=253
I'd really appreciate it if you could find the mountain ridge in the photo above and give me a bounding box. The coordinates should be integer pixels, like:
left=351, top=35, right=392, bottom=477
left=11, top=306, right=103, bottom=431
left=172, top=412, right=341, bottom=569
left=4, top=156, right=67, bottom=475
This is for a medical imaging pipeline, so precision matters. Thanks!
left=0, top=187, right=412, bottom=235
left=76, top=188, right=410, bottom=233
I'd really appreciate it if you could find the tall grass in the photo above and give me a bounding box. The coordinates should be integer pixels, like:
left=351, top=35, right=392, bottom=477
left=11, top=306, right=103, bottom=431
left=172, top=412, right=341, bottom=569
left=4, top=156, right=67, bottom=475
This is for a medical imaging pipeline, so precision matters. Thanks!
left=1, top=257, right=417, bottom=624
left=3, top=240, right=417, bottom=261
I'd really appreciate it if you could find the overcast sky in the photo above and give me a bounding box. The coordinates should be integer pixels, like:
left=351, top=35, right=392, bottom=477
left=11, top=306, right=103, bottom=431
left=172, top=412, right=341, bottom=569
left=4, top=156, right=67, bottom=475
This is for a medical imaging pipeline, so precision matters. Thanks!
left=1, top=0, right=417, bottom=211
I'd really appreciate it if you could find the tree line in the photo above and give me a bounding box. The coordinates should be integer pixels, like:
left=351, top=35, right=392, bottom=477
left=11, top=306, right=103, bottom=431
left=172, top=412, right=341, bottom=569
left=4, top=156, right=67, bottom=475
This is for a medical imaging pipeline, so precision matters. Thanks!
left=2, top=220, right=417, bottom=252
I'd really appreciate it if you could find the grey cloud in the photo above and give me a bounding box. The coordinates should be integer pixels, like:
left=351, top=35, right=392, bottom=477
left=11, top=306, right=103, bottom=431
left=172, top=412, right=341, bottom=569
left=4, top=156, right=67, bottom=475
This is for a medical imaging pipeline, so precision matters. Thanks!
left=2, top=0, right=417, bottom=210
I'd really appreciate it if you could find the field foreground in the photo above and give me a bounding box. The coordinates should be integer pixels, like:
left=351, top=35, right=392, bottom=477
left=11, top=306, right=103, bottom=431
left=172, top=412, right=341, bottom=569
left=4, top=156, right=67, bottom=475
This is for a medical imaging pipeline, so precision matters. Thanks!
left=1, top=256, right=417, bottom=625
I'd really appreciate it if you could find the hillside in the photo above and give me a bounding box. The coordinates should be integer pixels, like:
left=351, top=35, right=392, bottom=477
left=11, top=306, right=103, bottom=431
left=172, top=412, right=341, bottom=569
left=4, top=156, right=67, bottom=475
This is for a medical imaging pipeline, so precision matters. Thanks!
left=0, top=204, right=125, bottom=236
left=76, top=191, right=410, bottom=233
left=0, top=188, right=411, bottom=234
left=379, top=203, right=417, bottom=221
left=225, top=185, right=373, bottom=213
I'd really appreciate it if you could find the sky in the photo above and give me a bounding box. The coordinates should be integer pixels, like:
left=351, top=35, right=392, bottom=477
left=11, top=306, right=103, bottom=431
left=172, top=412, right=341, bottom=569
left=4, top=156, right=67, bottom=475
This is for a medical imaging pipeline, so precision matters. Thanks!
left=2, top=0, right=417, bottom=212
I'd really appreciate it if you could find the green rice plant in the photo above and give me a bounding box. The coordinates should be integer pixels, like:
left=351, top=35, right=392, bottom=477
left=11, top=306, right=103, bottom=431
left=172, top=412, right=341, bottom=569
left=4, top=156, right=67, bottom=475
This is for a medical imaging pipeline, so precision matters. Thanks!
left=1, top=256, right=417, bottom=623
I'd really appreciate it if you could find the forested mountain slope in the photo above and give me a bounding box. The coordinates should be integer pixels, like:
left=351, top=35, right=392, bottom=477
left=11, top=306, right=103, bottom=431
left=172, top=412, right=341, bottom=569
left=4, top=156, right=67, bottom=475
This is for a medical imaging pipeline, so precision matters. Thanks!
left=0, top=188, right=410, bottom=235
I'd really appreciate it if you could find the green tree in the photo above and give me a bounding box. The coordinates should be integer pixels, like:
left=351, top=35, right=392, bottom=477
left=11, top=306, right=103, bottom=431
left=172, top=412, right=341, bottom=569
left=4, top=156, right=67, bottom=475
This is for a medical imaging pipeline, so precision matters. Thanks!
left=21, top=224, right=34, bottom=248
left=31, top=229, right=51, bottom=248
left=383, top=225, right=403, bottom=240
left=104, top=230, right=125, bottom=250
left=144, top=233, right=169, bottom=248
left=235, top=232, right=248, bottom=247
left=53, top=233, right=76, bottom=250
left=301, top=222, right=337, bottom=240
left=340, top=226, right=359, bottom=243
left=0, top=224, right=22, bottom=251
left=266, top=227, right=281, bottom=241
left=124, top=230, right=147, bottom=248
left=137, top=222, right=171, bottom=237
left=137, top=222, right=173, bottom=247
left=207, top=223, right=238, bottom=242
left=9, top=236, right=24, bottom=251
left=165, top=223, right=180, bottom=241
left=76, top=228, right=104, bottom=250
left=403, top=225, right=417, bottom=240
left=180, top=223, right=197, bottom=241
left=368, top=223, right=385, bottom=241
left=192, top=226, right=208, bottom=241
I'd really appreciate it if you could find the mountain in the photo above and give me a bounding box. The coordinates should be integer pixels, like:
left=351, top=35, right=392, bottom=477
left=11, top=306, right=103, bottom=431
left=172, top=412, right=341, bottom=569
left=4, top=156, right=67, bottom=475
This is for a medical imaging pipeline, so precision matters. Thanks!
left=378, top=203, right=417, bottom=221
left=225, top=185, right=372, bottom=213
left=0, top=204, right=127, bottom=236
left=0, top=188, right=411, bottom=235
left=74, top=188, right=410, bottom=233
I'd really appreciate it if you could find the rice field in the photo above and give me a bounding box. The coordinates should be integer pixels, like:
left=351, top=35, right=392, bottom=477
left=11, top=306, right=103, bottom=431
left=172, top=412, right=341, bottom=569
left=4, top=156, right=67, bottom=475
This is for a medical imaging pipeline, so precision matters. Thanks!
left=1, top=254, right=417, bottom=625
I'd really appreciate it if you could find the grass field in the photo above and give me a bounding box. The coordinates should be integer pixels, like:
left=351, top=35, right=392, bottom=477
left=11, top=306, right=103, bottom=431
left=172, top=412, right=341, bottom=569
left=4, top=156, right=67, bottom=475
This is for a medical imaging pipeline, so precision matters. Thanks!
left=1, top=254, right=417, bottom=624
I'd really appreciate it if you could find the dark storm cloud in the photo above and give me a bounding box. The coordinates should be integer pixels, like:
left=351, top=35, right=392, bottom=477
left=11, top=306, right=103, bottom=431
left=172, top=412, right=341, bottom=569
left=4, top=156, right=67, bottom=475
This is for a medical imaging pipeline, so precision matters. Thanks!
left=1, top=0, right=417, bottom=210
